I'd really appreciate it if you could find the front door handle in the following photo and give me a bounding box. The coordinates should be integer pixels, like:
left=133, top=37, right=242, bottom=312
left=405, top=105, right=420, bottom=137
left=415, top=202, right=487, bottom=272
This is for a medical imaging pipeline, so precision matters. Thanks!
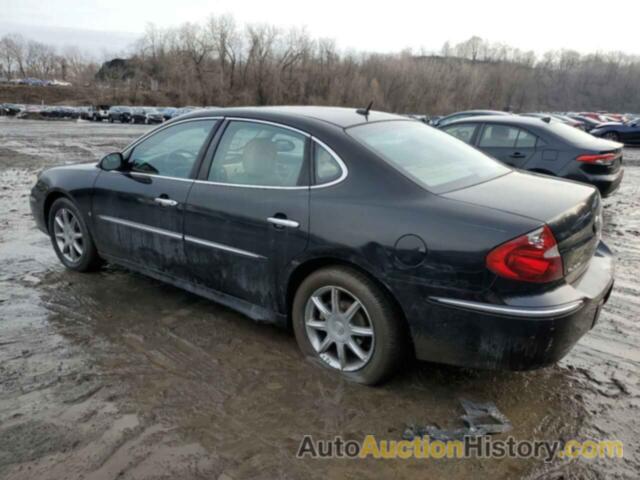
left=154, top=197, right=178, bottom=207
left=267, top=217, right=299, bottom=229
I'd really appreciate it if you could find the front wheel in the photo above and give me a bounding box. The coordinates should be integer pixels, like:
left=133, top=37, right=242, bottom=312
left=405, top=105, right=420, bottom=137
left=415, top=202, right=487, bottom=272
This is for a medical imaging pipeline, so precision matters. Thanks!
left=292, top=266, right=406, bottom=385
left=603, top=131, right=620, bottom=142
left=48, top=198, right=102, bottom=272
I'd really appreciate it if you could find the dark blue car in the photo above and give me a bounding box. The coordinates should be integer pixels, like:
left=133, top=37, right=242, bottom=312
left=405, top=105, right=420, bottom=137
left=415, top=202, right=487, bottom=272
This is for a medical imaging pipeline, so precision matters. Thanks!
left=590, top=119, right=640, bottom=145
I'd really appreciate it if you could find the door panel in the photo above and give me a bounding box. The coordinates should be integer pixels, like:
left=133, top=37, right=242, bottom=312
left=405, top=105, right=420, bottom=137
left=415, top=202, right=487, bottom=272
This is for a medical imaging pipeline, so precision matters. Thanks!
left=91, top=119, right=218, bottom=276
left=184, top=185, right=309, bottom=312
left=478, top=124, right=537, bottom=168
left=183, top=119, right=311, bottom=314
left=92, top=172, right=192, bottom=276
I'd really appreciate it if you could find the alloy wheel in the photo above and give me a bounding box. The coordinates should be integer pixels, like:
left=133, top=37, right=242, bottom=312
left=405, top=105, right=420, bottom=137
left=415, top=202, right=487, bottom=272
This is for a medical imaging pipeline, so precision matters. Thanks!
left=53, top=208, right=84, bottom=263
left=304, top=286, right=375, bottom=372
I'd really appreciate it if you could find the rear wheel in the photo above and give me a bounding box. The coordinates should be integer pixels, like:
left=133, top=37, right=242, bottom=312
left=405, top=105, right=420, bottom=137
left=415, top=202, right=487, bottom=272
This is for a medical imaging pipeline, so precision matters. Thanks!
left=48, top=198, right=102, bottom=272
left=292, top=266, right=406, bottom=385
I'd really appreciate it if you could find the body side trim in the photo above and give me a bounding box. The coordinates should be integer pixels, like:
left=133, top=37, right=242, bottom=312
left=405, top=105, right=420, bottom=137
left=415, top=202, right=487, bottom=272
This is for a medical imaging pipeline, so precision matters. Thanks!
left=430, top=297, right=584, bottom=318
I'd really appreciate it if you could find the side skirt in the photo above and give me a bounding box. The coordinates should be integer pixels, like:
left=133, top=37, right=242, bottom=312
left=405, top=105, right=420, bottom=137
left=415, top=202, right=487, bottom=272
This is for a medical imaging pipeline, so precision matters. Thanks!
left=101, top=253, right=287, bottom=327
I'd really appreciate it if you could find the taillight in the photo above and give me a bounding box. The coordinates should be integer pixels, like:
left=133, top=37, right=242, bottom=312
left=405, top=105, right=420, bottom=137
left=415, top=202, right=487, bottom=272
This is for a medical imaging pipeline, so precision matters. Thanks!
left=576, top=153, right=617, bottom=165
left=486, top=225, right=563, bottom=283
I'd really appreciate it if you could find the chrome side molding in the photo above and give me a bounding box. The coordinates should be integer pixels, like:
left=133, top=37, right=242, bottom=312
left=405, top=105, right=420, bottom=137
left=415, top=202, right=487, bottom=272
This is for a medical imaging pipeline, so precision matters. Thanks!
left=429, top=297, right=584, bottom=318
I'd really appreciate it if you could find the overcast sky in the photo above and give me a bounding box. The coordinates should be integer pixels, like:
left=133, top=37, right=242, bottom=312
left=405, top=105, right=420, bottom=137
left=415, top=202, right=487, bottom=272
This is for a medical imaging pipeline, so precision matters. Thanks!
left=2, top=0, right=639, bottom=58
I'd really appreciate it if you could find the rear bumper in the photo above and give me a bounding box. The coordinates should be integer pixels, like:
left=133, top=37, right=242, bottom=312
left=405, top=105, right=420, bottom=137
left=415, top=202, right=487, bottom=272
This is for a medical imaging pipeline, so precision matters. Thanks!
left=409, top=242, right=614, bottom=370
left=585, top=167, right=624, bottom=197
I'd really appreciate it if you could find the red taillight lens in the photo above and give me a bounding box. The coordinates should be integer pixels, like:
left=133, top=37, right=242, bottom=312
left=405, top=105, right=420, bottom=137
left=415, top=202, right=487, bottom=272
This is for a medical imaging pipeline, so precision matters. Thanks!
left=576, top=153, right=617, bottom=165
left=486, top=225, right=563, bottom=283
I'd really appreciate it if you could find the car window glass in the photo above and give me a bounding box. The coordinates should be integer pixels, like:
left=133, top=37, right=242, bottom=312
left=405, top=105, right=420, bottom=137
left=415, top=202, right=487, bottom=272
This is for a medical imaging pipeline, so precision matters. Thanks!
left=129, top=119, right=216, bottom=178
left=314, top=143, right=342, bottom=184
left=209, top=121, right=307, bottom=187
left=443, top=124, right=476, bottom=144
left=479, top=125, right=519, bottom=148
left=516, top=129, right=537, bottom=148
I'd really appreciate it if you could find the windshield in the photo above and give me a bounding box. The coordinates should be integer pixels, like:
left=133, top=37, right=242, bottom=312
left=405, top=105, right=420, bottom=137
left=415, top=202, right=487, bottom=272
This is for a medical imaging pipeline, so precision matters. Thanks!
left=348, top=120, right=510, bottom=193
left=547, top=121, right=607, bottom=143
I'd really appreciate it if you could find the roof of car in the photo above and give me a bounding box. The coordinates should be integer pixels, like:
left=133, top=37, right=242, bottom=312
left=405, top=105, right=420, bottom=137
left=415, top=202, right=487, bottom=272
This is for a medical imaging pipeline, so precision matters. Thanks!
left=444, top=114, right=554, bottom=127
left=181, top=106, right=406, bottom=128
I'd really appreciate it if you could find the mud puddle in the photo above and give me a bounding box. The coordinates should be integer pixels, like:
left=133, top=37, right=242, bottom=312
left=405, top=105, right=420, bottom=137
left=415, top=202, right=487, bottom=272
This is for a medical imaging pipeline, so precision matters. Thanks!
left=0, top=118, right=638, bottom=479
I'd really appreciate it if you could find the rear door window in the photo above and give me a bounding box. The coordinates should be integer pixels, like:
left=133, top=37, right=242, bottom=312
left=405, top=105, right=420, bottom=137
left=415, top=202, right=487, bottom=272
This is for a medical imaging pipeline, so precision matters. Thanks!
left=209, top=121, right=308, bottom=187
left=479, top=125, right=519, bottom=148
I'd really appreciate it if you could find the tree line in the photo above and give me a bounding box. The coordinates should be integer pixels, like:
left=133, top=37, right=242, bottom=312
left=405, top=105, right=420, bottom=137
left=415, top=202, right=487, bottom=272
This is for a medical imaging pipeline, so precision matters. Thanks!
left=2, top=17, right=640, bottom=114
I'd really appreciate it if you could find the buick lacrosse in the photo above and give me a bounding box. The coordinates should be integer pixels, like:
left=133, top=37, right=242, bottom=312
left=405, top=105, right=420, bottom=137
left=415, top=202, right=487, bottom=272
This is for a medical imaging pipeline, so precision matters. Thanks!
left=30, top=107, right=614, bottom=384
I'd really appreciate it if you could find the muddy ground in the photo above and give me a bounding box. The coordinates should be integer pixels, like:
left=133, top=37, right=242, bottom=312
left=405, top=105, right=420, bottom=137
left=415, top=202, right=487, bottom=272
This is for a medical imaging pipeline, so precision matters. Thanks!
left=0, top=117, right=638, bottom=479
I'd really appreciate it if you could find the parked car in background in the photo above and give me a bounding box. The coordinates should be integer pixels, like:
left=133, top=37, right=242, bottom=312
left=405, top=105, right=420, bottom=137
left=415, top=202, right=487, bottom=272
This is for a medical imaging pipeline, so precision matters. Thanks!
left=590, top=118, right=640, bottom=145
left=108, top=106, right=133, bottom=123
left=131, top=107, right=149, bottom=124
left=442, top=115, right=624, bottom=197
left=567, top=114, right=603, bottom=132
left=161, top=107, right=178, bottom=121
left=30, top=106, right=614, bottom=384
left=145, top=108, right=165, bottom=124
left=432, top=109, right=510, bottom=128
left=1, top=103, right=25, bottom=116
left=92, top=105, right=111, bottom=122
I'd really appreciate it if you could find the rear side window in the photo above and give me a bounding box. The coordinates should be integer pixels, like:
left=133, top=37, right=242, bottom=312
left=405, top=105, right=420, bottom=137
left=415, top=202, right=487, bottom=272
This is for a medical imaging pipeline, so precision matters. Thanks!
left=348, top=120, right=509, bottom=194
left=479, top=125, right=538, bottom=148
left=442, top=124, right=477, bottom=144
left=515, top=129, right=537, bottom=148
left=209, top=121, right=308, bottom=187
left=479, top=125, right=519, bottom=148
left=314, top=142, right=343, bottom=185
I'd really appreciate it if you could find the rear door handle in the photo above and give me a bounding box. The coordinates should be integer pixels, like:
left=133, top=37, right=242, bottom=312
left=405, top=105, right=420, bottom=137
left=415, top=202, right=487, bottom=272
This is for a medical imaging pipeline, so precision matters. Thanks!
left=510, top=152, right=526, bottom=159
left=154, top=197, right=178, bottom=207
left=267, top=217, right=299, bottom=229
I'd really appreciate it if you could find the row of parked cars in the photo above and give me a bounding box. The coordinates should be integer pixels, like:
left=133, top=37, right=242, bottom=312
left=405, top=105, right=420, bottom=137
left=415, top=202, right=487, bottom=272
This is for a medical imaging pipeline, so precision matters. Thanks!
left=425, top=109, right=629, bottom=197
left=1, top=77, right=72, bottom=87
left=0, top=103, right=205, bottom=124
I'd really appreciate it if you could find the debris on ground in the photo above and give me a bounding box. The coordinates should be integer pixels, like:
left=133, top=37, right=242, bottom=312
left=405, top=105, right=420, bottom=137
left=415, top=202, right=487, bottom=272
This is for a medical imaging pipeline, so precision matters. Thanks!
left=403, top=399, right=513, bottom=441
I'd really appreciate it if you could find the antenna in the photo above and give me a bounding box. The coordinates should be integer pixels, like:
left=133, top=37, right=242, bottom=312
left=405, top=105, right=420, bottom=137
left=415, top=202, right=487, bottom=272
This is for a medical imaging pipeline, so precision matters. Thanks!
left=356, top=101, right=373, bottom=116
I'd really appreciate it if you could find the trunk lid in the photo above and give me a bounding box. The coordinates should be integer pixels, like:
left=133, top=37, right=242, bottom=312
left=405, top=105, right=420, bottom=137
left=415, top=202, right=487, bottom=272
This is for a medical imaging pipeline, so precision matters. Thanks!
left=443, top=171, right=602, bottom=281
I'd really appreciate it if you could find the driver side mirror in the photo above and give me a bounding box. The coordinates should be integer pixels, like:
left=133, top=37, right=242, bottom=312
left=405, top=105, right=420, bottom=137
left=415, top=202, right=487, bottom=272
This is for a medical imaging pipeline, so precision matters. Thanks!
left=99, top=152, right=125, bottom=171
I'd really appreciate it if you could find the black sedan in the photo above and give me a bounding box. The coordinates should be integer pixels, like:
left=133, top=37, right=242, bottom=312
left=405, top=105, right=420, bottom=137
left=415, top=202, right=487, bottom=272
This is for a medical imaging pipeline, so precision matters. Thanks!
left=108, top=106, right=133, bottom=123
left=442, top=115, right=624, bottom=197
left=30, top=107, right=614, bottom=384
left=590, top=119, right=640, bottom=145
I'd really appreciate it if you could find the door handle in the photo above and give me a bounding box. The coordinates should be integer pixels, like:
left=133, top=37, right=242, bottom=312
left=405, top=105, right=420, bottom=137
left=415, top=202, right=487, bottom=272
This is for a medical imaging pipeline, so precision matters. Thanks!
left=267, top=217, right=299, bottom=229
left=154, top=197, right=178, bottom=207
left=510, top=152, right=526, bottom=159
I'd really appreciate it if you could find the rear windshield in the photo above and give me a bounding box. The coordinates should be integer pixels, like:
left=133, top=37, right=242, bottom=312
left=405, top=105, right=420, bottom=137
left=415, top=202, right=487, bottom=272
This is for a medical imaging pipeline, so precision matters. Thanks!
left=546, top=122, right=602, bottom=144
left=348, top=120, right=510, bottom=193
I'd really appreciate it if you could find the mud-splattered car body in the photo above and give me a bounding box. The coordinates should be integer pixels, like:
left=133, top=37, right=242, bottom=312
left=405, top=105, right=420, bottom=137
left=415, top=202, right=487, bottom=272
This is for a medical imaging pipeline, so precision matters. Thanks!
left=30, top=107, right=615, bottom=371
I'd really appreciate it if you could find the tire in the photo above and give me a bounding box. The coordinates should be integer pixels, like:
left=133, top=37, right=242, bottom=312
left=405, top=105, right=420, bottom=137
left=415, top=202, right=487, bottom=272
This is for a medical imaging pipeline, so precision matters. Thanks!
left=603, top=131, right=620, bottom=142
left=292, top=266, right=406, bottom=385
left=48, top=197, right=102, bottom=272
